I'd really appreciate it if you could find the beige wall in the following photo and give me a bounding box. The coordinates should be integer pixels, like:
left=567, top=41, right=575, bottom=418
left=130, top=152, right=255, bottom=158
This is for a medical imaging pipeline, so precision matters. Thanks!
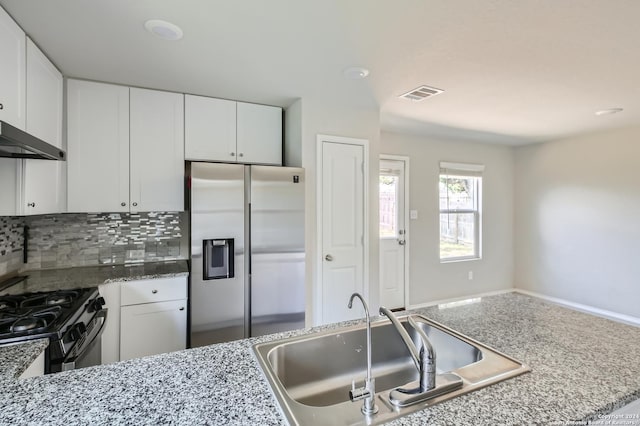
left=514, top=126, right=640, bottom=318
left=381, top=131, right=515, bottom=306
left=301, top=98, right=381, bottom=325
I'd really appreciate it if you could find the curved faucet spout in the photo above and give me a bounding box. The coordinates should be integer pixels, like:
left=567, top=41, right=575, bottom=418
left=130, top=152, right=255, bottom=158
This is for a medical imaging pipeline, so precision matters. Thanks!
left=379, top=307, right=437, bottom=392
left=379, top=307, right=421, bottom=369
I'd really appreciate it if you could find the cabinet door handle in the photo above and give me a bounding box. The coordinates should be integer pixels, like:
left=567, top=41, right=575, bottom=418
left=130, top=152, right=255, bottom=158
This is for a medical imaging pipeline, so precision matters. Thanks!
left=132, top=202, right=138, bottom=207
left=27, top=202, right=36, bottom=208
left=121, top=202, right=126, bottom=207
left=152, top=289, right=158, bottom=294
left=179, top=307, right=185, bottom=311
left=0, top=103, right=3, bottom=110
left=238, top=153, right=244, bottom=157
left=230, top=152, right=236, bottom=157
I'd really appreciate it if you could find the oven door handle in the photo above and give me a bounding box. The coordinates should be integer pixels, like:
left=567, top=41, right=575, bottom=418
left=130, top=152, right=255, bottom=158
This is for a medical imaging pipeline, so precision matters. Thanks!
left=61, top=308, right=107, bottom=371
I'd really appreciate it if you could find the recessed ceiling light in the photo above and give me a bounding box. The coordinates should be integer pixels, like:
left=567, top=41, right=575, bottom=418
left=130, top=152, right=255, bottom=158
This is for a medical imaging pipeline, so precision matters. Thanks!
left=144, top=19, right=183, bottom=41
left=343, top=67, right=370, bottom=80
left=595, top=108, right=623, bottom=116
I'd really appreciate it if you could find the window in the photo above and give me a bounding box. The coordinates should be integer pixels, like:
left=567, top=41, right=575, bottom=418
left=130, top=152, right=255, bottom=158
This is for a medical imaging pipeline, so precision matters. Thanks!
left=439, top=162, right=483, bottom=261
left=379, top=174, right=399, bottom=238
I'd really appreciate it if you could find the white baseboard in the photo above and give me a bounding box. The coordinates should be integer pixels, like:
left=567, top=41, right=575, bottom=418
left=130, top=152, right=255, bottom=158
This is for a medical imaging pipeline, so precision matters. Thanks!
left=514, top=289, right=640, bottom=327
left=406, top=288, right=514, bottom=311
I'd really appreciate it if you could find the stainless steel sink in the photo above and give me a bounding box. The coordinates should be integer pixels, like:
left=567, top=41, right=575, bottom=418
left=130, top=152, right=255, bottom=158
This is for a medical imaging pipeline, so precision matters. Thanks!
left=253, top=314, right=529, bottom=425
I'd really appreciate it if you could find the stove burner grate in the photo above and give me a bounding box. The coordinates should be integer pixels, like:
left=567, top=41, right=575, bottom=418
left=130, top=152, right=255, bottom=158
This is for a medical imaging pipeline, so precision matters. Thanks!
left=0, top=306, right=63, bottom=336
left=20, top=290, right=80, bottom=309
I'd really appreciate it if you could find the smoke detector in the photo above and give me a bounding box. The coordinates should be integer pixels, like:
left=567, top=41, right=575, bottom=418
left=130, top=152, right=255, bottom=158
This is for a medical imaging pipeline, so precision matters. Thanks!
left=399, top=85, right=444, bottom=102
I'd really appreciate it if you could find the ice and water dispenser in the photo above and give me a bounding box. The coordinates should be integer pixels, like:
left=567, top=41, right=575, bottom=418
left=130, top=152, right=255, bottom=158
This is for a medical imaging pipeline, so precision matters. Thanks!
left=202, top=238, right=234, bottom=280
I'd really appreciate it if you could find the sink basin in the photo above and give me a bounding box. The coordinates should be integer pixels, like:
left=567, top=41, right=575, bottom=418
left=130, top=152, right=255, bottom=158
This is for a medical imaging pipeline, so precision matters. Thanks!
left=253, top=314, right=529, bottom=425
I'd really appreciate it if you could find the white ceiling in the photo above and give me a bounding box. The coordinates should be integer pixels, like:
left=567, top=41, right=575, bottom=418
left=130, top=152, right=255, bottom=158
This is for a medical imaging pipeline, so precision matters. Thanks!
left=2, top=0, right=639, bottom=145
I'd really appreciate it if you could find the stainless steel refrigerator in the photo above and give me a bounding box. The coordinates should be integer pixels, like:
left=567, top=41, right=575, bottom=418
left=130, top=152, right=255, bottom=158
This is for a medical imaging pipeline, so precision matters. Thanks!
left=189, top=162, right=305, bottom=347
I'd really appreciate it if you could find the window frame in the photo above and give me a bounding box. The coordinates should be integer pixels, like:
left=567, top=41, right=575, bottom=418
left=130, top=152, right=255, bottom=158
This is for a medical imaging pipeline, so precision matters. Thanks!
left=438, top=162, right=484, bottom=263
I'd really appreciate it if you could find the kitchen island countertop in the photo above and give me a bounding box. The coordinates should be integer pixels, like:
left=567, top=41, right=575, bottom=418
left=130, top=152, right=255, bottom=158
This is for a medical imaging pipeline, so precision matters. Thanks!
left=1, top=292, right=639, bottom=425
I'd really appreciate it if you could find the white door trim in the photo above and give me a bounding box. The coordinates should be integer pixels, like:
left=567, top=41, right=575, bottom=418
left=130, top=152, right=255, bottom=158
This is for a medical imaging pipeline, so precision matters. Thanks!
left=316, top=134, right=370, bottom=326
left=380, top=154, right=410, bottom=309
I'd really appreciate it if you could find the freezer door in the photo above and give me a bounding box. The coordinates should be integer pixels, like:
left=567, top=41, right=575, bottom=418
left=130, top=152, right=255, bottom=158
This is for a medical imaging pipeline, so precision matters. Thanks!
left=250, top=166, right=305, bottom=336
left=190, top=162, right=245, bottom=346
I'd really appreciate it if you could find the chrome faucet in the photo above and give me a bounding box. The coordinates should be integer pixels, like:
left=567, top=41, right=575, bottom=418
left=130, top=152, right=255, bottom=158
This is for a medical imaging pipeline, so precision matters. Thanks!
left=379, top=307, right=436, bottom=392
left=347, top=292, right=378, bottom=415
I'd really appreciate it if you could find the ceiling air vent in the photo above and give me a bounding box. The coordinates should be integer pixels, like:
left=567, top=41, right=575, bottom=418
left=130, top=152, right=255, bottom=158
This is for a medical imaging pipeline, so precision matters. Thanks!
left=399, top=85, right=444, bottom=101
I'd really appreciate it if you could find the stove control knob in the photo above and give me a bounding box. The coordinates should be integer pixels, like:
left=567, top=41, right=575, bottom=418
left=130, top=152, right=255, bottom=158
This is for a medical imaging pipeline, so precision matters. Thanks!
left=78, top=322, right=87, bottom=334
left=69, top=323, right=86, bottom=341
left=88, top=296, right=106, bottom=313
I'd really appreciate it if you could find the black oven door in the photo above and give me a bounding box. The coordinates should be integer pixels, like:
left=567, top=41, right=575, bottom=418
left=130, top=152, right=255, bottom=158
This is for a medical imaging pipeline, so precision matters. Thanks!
left=61, top=309, right=107, bottom=372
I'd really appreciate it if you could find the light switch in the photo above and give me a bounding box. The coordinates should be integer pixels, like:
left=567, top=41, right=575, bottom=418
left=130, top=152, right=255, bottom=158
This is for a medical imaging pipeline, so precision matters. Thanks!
left=410, top=210, right=418, bottom=220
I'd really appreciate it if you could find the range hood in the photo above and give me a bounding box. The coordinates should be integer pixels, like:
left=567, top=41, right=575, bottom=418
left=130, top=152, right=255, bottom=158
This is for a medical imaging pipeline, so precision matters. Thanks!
left=0, top=120, right=65, bottom=161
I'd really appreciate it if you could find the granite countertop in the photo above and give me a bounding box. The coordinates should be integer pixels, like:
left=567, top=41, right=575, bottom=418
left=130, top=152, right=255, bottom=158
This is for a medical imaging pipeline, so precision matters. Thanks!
left=1, top=292, right=639, bottom=425
left=0, top=339, right=49, bottom=383
left=0, top=260, right=189, bottom=295
left=0, top=260, right=189, bottom=383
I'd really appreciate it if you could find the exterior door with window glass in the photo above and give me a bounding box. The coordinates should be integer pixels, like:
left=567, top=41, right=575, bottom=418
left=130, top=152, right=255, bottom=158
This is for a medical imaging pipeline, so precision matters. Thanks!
left=379, top=158, right=406, bottom=309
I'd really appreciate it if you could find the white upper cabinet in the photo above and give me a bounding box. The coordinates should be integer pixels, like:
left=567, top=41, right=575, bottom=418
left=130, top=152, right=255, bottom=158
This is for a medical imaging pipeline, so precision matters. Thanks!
left=67, top=80, right=185, bottom=213
left=130, top=87, right=184, bottom=212
left=21, top=37, right=64, bottom=215
left=67, top=79, right=130, bottom=213
left=0, top=5, right=25, bottom=129
left=0, top=6, right=25, bottom=216
left=184, top=95, right=236, bottom=162
left=185, top=95, right=282, bottom=165
left=237, top=102, right=282, bottom=165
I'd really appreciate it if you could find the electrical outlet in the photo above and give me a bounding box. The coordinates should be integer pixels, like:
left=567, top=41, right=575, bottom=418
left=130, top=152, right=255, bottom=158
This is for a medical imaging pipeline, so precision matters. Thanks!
left=468, top=271, right=473, bottom=280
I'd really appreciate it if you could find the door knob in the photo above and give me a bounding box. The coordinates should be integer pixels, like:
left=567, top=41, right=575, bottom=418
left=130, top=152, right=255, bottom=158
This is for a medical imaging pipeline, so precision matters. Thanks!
left=325, top=254, right=333, bottom=261
left=27, top=202, right=36, bottom=208
left=398, top=240, right=406, bottom=246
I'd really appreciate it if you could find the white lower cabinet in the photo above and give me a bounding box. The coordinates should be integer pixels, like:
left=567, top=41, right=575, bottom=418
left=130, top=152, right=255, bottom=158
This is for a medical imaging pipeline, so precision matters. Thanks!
left=119, top=277, right=187, bottom=361
left=120, top=299, right=187, bottom=361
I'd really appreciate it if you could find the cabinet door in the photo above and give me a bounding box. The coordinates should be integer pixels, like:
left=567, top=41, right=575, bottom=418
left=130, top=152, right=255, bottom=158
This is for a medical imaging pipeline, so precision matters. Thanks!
left=185, top=95, right=236, bottom=162
left=236, top=102, right=282, bottom=165
left=130, top=88, right=184, bottom=212
left=67, top=80, right=129, bottom=212
left=0, top=6, right=25, bottom=216
left=0, top=6, right=25, bottom=129
left=120, top=299, right=187, bottom=361
left=22, top=38, right=63, bottom=215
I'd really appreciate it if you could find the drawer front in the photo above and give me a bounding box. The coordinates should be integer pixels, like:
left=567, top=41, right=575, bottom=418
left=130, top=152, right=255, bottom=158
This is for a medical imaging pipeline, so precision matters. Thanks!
left=120, top=277, right=187, bottom=306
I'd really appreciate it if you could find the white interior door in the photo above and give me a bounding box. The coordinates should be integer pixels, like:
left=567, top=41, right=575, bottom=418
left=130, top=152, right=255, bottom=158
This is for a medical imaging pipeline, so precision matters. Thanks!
left=319, top=138, right=366, bottom=324
left=379, top=157, right=407, bottom=309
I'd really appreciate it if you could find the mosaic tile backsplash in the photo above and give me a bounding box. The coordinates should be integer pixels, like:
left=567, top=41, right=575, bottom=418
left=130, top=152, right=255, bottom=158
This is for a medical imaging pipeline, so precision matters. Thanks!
left=0, top=212, right=187, bottom=274
left=0, top=217, right=25, bottom=276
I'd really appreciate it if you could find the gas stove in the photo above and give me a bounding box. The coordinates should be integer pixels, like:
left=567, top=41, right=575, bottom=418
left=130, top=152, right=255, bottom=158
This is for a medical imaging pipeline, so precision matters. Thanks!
left=0, top=287, right=106, bottom=373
